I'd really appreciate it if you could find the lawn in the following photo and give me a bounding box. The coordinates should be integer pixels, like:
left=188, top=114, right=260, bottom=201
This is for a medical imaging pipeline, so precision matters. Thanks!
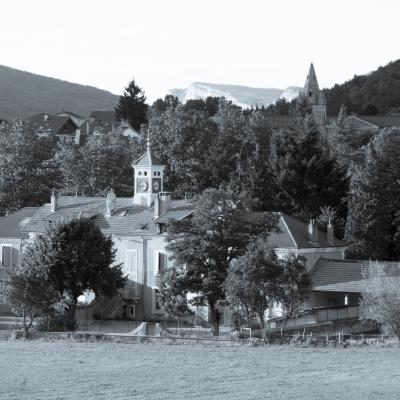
left=1, top=340, right=400, bottom=399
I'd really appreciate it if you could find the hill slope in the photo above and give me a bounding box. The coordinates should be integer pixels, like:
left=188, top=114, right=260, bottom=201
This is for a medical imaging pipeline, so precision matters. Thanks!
left=169, top=82, right=300, bottom=109
left=325, top=59, right=400, bottom=116
left=0, top=65, right=119, bottom=120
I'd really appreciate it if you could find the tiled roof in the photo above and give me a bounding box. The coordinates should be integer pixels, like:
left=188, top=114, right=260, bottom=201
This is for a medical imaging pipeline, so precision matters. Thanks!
left=134, top=149, right=164, bottom=166
left=56, top=111, right=85, bottom=119
left=22, top=196, right=193, bottom=237
left=311, top=258, right=400, bottom=293
left=0, top=207, right=39, bottom=238
left=347, top=115, right=400, bottom=129
left=90, top=111, right=117, bottom=122
left=267, top=213, right=346, bottom=249
left=26, top=114, right=77, bottom=135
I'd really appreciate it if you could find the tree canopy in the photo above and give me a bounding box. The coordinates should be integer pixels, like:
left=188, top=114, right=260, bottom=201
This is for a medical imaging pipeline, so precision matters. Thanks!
left=115, top=79, right=149, bottom=131
left=165, top=188, right=276, bottom=335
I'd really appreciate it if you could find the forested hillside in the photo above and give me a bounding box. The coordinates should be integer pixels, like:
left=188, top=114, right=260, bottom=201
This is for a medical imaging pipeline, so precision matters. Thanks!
left=325, top=59, right=400, bottom=116
left=0, top=65, right=119, bottom=120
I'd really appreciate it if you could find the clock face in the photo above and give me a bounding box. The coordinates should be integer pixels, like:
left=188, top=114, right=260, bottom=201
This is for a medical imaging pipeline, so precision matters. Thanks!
left=137, top=178, right=149, bottom=193
left=152, top=178, right=161, bottom=193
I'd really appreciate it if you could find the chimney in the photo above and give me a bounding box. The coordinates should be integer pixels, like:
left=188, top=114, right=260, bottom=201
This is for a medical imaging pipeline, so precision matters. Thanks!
left=106, top=189, right=116, bottom=217
left=75, top=129, right=81, bottom=145
left=327, top=220, right=335, bottom=244
left=308, top=219, right=319, bottom=243
left=50, top=189, right=57, bottom=212
left=43, top=114, right=48, bottom=122
left=154, top=192, right=171, bottom=219
left=154, top=194, right=161, bottom=219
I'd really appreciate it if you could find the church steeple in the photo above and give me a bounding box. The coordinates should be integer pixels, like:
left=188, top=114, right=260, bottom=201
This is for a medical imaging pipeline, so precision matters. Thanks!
left=302, top=63, right=326, bottom=126
left=304, top=63, right=320, bottom=100
left=132, top=134, right=165, bottom=207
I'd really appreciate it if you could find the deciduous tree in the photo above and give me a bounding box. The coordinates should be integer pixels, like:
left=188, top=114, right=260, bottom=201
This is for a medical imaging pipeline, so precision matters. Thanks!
left=165, top=188, right=276, bottom=335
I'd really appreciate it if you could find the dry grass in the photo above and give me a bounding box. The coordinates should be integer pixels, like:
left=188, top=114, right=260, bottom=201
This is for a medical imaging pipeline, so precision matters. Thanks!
left=1, top=340, right=400, bottom=399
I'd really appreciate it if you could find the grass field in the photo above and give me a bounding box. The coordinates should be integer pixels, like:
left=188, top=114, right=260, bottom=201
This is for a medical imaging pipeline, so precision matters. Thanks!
left=1, top=340, right=400, bottom=399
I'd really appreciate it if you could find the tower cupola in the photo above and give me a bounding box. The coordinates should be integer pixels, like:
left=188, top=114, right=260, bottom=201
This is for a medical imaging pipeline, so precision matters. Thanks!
left=132, top=135, right=165, bottom=207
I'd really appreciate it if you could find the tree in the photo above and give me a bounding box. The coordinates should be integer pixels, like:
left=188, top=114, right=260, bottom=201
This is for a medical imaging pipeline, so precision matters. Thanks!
left=345, top=128, right=400, bottom=260
left=24, top=218, right=126, bottom=324
left=231, top=111, right=279, bottom=210
left=7, top=235, right=62, bottom=334
left=0, top=120, right=61, bottom=215
left=7, top=272, right=59, bottom=335
left=159, top=266, right=193, bottom=333
left=115, top=79, right=149, bottom=131
left=361, top=261, right=400, bottom=338
left=56, top=131, right=142, bottom=196
left=277, top=254, right=310, bottom=324
left=271, top=103, right=349, bottom=218
left=224, top=239, right=282, bottom=330
left=165, top=188, right=276, bottom=335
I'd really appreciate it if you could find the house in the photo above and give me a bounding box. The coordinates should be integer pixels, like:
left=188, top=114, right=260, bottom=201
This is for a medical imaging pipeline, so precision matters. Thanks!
left=0, top=208, right=39, bottom=307
left=269, top=214, right=347, bottom=269
left=55, top=111, right=86, bottom=127
left=0, top=140, right=193, bottom=321
left=26, top=113, right=81, bottom=144
left=81, top=111, right=141, bottom=139
left=344, top=114, right=400, bottom=131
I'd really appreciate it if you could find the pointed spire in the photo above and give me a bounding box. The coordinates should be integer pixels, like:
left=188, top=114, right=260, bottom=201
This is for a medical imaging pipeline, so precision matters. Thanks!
left=146, top=131, right=151, bottom=151
left=304, top=62, right=320, bottom=93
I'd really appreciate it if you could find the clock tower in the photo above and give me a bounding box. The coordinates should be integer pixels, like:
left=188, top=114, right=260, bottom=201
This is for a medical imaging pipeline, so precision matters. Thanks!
left=133, top=136, right=165, bottom=207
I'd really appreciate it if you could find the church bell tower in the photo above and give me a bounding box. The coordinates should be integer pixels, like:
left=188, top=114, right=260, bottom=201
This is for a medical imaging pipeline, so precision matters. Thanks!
left=132, top=136, right=165, bottom=207
left=302, top=63, right=327, bottom=126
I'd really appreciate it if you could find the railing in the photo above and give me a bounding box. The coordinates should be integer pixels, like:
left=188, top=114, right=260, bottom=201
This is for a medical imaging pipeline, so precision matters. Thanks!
left=316, top=305, right=360, bottom=322
left=269, top=305, right=361, bottom=329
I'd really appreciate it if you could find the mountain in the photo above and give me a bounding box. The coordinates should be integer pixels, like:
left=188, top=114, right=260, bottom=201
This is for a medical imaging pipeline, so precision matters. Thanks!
left=324, top=59, right=400, bottom=116
left=169, top=82, right=300, bottom=109
left=0, top=65, right=119, bottom=120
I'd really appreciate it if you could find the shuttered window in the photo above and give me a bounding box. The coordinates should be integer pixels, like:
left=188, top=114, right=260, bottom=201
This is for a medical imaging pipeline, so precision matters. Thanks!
left=1, top=246, right=12, bottom=268
left=125, top=250, right=138, bottom=281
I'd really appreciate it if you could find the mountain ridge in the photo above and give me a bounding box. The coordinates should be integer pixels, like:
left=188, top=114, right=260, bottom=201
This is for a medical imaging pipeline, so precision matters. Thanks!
left=169, top=82, right=301, bottom=109
left=0, top=65, right=119, bottom=120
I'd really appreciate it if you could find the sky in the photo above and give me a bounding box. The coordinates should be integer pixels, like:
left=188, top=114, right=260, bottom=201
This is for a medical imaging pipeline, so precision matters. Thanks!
left=1, top=0, right=400, bottom=101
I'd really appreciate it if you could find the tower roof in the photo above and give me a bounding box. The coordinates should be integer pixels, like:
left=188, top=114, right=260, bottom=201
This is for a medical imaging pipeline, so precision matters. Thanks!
left=303, top=63, right=320, bottom=94
left=133, top=135, right=164, bottom=167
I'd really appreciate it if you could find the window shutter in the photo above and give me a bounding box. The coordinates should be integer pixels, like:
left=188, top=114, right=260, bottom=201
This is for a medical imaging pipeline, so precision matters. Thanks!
left=126, top=250, right=137, bottom=281
left=159, top=252, right=167, bottom=273
left=2, top=247, right=11, bottom=268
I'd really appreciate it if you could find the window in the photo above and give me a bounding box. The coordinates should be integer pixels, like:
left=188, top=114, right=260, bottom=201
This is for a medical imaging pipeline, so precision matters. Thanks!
left=155, top=251, right=167, bottom=275
left=125, top=250, right=138, bottom=281
left=144, top=171, right=147, bottom=176
left=154, top=289, right=162, bottom=310
left=129, top=305, right=136, bottom=317
left=153, top=171, right=157, bottom=176
left=309, top=91, right=312, bottom=97
left=138, top=171, right=142, bottom=176
left=157, top=171, right=161, bottom=176
left=1, top=246, right=12, bottom=268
